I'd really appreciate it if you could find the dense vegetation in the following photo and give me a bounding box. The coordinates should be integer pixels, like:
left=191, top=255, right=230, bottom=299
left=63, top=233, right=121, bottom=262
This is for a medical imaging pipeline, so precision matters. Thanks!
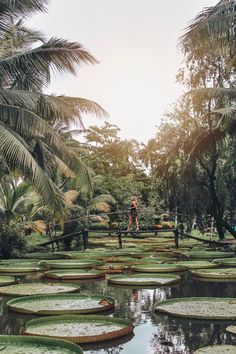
left=2, top=0, right=236, bottom=256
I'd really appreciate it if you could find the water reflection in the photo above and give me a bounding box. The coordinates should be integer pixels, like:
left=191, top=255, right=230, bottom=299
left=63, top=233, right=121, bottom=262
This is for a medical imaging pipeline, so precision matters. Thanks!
left=0, top=272, right=236, bottom=353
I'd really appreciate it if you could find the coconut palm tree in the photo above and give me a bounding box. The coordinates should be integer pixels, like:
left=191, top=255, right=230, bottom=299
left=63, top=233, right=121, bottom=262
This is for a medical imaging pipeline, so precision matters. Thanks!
left=0, top=1, right=108, bottom=215
left=181, top=0, right=236, bottom=65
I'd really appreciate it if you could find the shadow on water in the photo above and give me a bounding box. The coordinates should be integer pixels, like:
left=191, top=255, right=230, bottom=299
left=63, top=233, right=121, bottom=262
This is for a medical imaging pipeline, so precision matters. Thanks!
left=0, top=271, right=236, bottom=353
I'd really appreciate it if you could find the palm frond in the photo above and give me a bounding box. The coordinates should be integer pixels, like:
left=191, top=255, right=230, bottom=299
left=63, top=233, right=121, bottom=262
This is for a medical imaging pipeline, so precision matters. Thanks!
left=187, top=87, right=236, bottom=101
left=0, top=121, right=66, bottom=214
left=55, top=157, right=76, bottom=178
left=180, top=1, right=236, bottom=60
left=0, top=0, right=48, bottom=16
left=0, top=1, right=48, bottom=35
left=0, top=37, right=98, bottom=90
left=64, top=190, right=79, bottom=208
left=24, top=219, right=47, bottom=234
left=37, top=94, right=108, bottom=126
left=89, top=194, right=115, bottom=212
left=0, top=19, right=45, bottom=53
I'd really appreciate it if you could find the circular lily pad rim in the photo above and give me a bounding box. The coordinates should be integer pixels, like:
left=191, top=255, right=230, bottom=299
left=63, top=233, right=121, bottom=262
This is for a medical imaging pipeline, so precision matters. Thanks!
left=0, top=275, right=16, bottom=286
left=175, top=261, right=218, bottom=269
left=44, top=270, right=105, bottom=280
left=191, top=268, right=236, bottom=279
left=108, top=273, right=180, bottom=286
left=226, top=325, right=236, bottom=335
left=0, top=335, right=83, bottom=353
left=7, top=293, right=115, bottom=315
left=23, top=314, right=134, bottom=344
left=0, top=282, right=80, bottom=296
left=186, top=252, right=234, bottom=259
left=194, top=344, right=236, bottom=353
left=0, top=265, right=46, bottom=273
left=39, top=260, right=104, bottom=269
left=155, top=297, right=236, bottom=320
left=131, top=264, right=188, bottom=273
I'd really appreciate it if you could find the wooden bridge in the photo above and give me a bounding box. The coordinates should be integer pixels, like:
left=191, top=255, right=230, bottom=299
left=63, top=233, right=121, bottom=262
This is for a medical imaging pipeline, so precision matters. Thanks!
left=38, top=228, right=180, bottom=251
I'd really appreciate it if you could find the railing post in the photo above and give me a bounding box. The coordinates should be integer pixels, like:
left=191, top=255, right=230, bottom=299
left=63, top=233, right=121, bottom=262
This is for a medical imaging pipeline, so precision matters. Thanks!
left=174, top=228, right=179, bottom=249
left=82, top=228, right=88, bottom=251
left=118, top=228, right=122, bottom=249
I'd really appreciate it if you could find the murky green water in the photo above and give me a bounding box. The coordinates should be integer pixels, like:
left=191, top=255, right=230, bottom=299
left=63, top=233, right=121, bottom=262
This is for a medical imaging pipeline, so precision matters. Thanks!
left=1, top=271, right=236, bottom=353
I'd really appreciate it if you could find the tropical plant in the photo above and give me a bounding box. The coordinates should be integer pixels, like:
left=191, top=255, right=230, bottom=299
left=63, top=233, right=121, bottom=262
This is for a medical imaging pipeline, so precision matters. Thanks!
left=181, top=0, right=236, bottom=65
left=0, top=176, right=35, bottom=224
left=0, top=223, right=26, bottom=258
left=0, top=0, right=108, bottom=216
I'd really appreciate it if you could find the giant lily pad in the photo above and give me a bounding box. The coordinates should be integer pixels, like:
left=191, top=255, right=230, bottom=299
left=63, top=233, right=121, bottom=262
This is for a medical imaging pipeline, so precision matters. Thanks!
left=0, top=283, right=80, bottom=296
left=131, top=264, right=188, bottom=273
left=23, top=315, right=134, bottom=343
left=138, top=257, right=177, bottom=264
left=155, top=297, right=236, bottom=319
left=191, top=268, right=236, bottom=279
left=175, top=261, right=217, bottom=269
left=108, top=273, right=180, bottom=286
left=226, top=325, right=236, bottom=335
left=24, top=253, right=67, bottom=260
left=7, top=294, right=114, bottom=315
left=0, top=263, right=47, bottom=273
left=38, top=260, right=103, bottom=269
left=185, top=251, right=234, bottom=260
left=95, top=263, right=129, bottom=273
left=194, top=345, right=236, bottom=353
left=0, top=276, right=15, bottom=286
left=44, top=270, right=105, bottom=280
left=214, top=258, right=236, bottom=267
left=103, top=257, right=139, bottom=264
left=0, top=335, right=83, bottom=353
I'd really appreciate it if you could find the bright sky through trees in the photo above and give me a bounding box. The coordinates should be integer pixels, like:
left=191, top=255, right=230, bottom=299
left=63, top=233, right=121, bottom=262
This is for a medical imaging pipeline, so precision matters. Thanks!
left=29, top=0, right=217, bottom=142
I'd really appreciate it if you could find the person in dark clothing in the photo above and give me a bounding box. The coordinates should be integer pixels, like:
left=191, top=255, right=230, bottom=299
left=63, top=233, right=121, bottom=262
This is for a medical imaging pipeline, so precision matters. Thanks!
left=127, top=196, right=139, bottom=231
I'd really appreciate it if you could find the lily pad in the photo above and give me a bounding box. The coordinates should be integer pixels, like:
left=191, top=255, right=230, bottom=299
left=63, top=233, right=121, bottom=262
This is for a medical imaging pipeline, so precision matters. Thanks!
left=194, top=345, right=236, bottom=353
left=95, top=263, right=129, bottom=273
left=24, top=253, right=67, bottom=260
left=214, top=258, right=236, bottom=267
left=175, top=261, right=217, bottom=269
left=23, top=314, right=134, bottom=343
left=0, top=263, right=47, bottom=273
left=0, top=283, right=80, bottom=296
left=103, top=257, right=139, bottom=264
left=0, top=335, right=83, bottom=353
left=226, top=325, right=236, bottom=335
left=185, top=251, right=234, bottom=260
left=155, top=297, right=236, bottom=319
left=0, top=276, right=15, bottom=286
left=139, top=257, right=177, bottom=264
left=38, top=260, right=103, bottom=269
left=108, top=273, right=180, bottom=286
left=44, top=270, right=105, bottom=280
left=7, top=294, right=114, bottom=315
left=191, top=268, right=236, bottom=279
left=131, top=264, right=188, bottom=273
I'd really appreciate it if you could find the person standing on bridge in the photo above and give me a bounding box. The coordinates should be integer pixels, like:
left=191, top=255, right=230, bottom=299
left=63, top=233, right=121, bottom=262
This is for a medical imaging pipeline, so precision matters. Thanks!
left=127, top=196, right=139, bottom=231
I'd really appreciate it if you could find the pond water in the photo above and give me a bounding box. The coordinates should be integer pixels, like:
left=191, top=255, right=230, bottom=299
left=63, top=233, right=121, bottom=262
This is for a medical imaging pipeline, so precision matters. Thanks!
left=1, top=271, right=236, bottom=353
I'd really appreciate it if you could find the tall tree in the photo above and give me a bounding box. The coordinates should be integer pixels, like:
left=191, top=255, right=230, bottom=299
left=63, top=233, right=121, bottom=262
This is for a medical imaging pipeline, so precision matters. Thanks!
left=0, top=1, right=107, bottom=216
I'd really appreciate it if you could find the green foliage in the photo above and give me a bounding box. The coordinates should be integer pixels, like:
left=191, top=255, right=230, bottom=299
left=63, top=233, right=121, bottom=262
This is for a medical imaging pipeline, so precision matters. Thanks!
left=0, top=224, right=26, bottom=258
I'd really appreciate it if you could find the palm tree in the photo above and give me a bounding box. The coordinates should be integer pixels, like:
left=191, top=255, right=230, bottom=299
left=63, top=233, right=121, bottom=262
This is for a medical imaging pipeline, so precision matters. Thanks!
left=181, top=0, right=236, bottom=65
left=0, top=1, right=108, bottom=216
left=0, top=176, right=34, bottom=224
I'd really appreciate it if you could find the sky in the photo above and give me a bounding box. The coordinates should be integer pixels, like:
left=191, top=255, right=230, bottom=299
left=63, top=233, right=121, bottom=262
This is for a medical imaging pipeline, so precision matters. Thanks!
left=28, top=0, right=217, bottom=143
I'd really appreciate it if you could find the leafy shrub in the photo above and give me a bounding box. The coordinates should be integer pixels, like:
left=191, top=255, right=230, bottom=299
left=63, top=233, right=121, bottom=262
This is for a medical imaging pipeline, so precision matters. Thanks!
left=0, top=224, right=27, bottom=259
